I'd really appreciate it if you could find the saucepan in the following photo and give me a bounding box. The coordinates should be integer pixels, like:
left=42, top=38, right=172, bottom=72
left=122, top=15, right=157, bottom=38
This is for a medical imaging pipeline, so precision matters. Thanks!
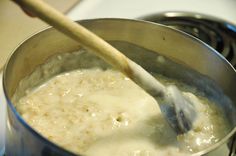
left=3, top=19, right=236, bottom=155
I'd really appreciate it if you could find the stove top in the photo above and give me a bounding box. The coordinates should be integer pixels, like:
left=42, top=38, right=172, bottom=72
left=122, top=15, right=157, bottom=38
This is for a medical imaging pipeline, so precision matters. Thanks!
left=140, top=12, right=236, bottom=68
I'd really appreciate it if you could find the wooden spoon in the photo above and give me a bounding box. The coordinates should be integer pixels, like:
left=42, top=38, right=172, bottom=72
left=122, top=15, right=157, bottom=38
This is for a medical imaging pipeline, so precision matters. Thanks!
left=13, top=0, right=197, bottom=134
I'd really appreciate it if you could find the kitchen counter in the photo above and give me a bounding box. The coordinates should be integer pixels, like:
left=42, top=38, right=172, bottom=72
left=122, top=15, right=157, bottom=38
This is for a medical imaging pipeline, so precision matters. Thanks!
left=0, top=0, right=80, bottom=70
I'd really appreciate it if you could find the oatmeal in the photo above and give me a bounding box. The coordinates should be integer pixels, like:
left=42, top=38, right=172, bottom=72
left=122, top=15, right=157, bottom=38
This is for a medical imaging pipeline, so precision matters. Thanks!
left=15, top=68, right=230, bottom=156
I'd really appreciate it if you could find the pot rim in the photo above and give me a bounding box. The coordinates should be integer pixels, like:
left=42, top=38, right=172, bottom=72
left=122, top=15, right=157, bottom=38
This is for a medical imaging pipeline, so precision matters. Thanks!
left=3, top=18, right=236, bottom=156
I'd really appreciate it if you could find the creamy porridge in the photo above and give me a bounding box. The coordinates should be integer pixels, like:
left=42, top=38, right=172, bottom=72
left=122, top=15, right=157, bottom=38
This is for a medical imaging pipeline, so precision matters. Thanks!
left=15, top=68, right=230, bottom=156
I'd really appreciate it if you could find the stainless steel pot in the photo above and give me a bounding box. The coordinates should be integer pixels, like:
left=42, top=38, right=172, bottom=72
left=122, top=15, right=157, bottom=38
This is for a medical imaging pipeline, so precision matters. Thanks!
left=3, top=19, right=236, bottom=156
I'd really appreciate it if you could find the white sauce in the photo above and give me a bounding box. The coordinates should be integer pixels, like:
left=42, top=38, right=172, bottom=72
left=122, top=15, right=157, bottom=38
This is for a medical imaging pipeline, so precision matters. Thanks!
left=15, top=68, right=230, bottom=156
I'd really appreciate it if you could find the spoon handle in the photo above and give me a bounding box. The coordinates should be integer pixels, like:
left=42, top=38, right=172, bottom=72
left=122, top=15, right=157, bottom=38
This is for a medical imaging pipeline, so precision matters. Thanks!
left=13, top=0, right=166, bottom=97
